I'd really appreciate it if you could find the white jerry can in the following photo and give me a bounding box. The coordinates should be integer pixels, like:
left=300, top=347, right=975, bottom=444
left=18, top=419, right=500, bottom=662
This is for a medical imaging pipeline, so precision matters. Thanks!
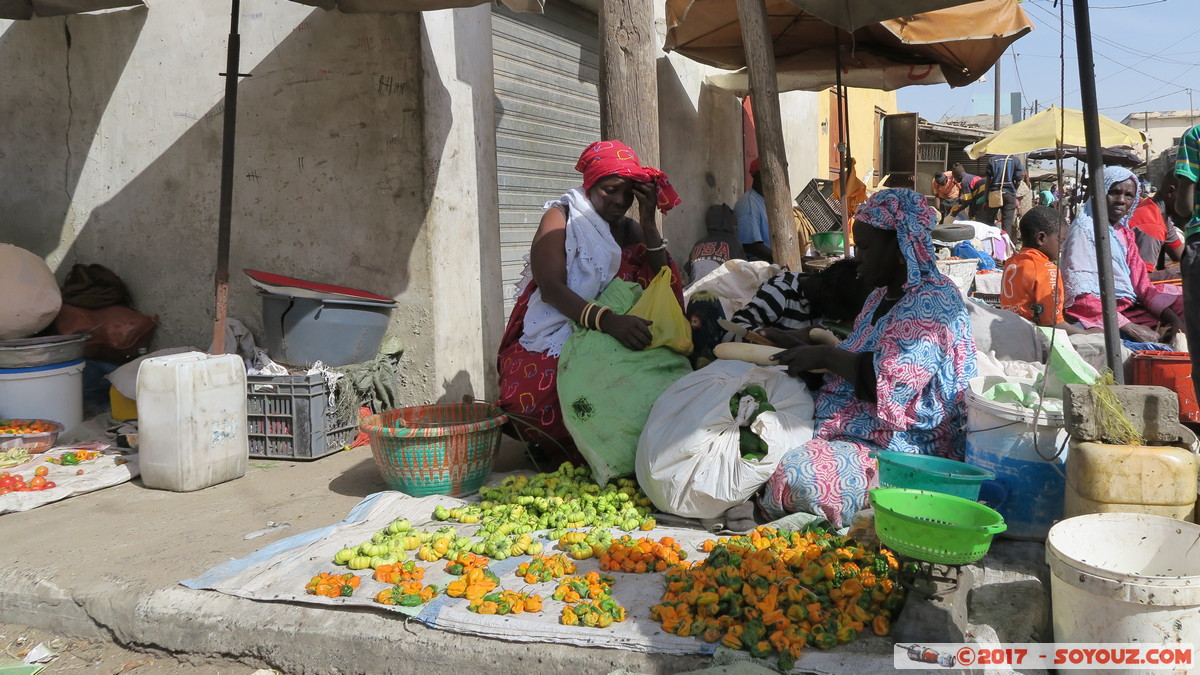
left=136, top=351, right=248, bottom=492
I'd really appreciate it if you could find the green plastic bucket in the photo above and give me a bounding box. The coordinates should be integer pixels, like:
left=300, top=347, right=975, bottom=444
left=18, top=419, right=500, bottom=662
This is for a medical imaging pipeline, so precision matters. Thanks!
left=870, top=488, right=1007, bottom=565
left=871, top=451, right=994, bottom=501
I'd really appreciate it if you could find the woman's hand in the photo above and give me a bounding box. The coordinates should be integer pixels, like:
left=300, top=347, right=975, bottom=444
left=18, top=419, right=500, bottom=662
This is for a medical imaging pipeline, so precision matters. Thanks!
left=770, top=345, right=832, bottom=377
left=600, top=313, right=653, bottom=350
left=1121, top=322, right=1160, bottom=344
left=632, top=181, right=657, bottom=215
left=1161, top=308, right=1186, bottom=343
left=759, top=327, right=813, bottom=348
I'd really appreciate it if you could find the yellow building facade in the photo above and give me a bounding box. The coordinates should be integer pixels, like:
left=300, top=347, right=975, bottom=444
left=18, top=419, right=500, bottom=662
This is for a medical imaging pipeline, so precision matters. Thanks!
left=815, top=87, right=898, bottom=187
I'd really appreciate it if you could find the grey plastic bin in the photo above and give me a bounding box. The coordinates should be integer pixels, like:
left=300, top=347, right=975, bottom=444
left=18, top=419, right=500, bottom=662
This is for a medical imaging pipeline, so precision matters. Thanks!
left=260, top=292, right=391, bottom=367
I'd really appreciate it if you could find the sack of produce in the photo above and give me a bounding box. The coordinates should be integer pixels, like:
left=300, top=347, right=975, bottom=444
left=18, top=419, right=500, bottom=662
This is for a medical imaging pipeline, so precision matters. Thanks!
left=558, top=280, right=692, bottom=485
left=636, top=359, right=815, bottom=519
left=0, top=244, right=61, bottom=340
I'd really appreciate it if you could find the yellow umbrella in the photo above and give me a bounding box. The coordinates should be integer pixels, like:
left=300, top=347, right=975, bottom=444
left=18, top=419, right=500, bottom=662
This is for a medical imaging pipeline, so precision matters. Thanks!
left=966, top=106, right=1147, bottom=158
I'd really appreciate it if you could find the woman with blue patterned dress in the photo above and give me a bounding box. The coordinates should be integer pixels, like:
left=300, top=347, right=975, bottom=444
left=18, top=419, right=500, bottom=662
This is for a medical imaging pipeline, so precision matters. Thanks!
left=763, top=189, right=978, bottom=527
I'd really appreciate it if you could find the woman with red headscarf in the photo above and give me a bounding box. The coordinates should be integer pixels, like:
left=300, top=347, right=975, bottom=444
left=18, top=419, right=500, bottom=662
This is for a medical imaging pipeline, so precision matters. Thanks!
left=496, top=141, right=684, bottom=465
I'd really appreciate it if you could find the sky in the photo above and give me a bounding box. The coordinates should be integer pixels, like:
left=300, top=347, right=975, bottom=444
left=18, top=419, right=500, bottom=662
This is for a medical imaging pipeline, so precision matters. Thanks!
left=896, top=0, right=1200, bottom=126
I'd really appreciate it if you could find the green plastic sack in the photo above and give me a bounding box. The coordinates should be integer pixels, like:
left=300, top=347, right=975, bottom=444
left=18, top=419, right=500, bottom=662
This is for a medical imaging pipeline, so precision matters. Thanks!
left=1037, top=326, right=1100, bottom=397
left=558, top=280, right=693, bottom=484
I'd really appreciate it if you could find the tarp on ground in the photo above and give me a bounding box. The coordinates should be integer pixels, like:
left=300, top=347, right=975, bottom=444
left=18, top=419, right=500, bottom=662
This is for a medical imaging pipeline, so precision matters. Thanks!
left=183, top=491, right=717, bottom=655
left=182, top=490, right=906, bottom=673
left=0, top=446, right=138, bottom=515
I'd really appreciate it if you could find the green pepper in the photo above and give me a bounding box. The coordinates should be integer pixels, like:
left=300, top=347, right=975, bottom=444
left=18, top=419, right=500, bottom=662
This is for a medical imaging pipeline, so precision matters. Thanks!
left=340, top=585, right=355, bottom=597
left=62, top=453, right=79, bottom=466
left=398, top=593, right=423, bottom=607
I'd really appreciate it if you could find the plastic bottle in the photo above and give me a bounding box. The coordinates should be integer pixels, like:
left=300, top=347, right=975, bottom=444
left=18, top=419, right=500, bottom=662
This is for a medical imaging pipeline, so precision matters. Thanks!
left=136, top=352, right=248, bottom=491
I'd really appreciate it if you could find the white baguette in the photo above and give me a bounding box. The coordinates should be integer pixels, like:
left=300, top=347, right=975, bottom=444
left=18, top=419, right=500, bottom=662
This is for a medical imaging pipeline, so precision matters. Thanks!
left=713, top=342, right=784, bottom=366
left=809, top=327, right=839, bottom=346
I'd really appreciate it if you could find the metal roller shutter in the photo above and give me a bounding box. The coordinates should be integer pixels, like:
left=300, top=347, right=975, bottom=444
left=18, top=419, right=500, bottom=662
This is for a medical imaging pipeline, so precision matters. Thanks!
left=493, top=2, right=600, bottom=317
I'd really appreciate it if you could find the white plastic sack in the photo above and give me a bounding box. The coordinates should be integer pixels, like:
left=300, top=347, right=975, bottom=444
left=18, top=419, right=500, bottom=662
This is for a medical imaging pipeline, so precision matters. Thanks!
left=636, top=360, right=816, bottom=519
left=683, top=259, right=782, bottom=320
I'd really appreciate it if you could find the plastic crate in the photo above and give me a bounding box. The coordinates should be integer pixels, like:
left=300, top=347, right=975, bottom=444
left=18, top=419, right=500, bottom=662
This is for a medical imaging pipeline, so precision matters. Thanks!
left=246, top=373, right=356, bottom=460
left=1130, top=351, right=1200, bottom=423
left=795, top=179, right=842, bottom=234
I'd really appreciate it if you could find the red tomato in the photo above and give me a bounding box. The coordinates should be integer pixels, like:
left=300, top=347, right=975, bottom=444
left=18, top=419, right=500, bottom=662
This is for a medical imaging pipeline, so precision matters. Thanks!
left=29, top=476, right=46, bottom=488
left=0, top=487, right=10, bottom=495
left=0, top=477, right=13, bottom=489
left=43, top=481, right=56, bottom=489
left=34, top=466, right=49, bottom=477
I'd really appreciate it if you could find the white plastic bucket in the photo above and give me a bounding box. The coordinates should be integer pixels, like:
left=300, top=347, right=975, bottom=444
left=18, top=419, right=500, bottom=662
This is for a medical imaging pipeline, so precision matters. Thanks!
left=0, top=358, right=85, bottom=430
left=1047, top=513, right=1200, bottom=668
left=964, top=376, right=1067, bottom=540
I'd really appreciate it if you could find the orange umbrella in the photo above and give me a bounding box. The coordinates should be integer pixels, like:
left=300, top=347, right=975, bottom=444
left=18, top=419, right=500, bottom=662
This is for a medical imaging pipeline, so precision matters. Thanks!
left=664, top=0, right=1033, bottom=92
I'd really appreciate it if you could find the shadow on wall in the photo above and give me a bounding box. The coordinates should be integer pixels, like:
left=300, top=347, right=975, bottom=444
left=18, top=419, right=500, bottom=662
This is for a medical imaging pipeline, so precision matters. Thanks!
left=439, top=370, right=475, bottom=404
left=0, top=8, right=147, bottom=254
left=48, top=9, right=447, bottom=360
left=655, top=55, right=743, bottom=258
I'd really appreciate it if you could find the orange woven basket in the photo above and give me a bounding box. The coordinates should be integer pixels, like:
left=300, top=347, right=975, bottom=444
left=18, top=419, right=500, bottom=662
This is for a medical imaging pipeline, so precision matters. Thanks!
left=360, top=403, right=507, bottom=497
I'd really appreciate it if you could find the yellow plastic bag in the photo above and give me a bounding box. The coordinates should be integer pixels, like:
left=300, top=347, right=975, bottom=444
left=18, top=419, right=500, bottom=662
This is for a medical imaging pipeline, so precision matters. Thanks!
left=627, top=267, right=693, bottom=355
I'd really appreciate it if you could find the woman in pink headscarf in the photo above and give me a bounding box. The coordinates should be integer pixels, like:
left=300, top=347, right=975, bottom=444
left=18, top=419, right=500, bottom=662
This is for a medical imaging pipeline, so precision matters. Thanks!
left=496, top=141, right=683, bottom=466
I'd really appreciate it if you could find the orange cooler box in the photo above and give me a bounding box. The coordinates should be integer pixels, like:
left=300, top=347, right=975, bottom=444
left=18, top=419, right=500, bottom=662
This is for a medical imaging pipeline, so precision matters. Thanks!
left=1130, top=351, right=1200, bottom=423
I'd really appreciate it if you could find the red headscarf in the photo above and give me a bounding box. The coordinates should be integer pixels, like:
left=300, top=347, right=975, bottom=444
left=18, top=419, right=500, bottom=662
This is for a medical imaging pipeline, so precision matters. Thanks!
left=575, top=140, right=682, bottom=214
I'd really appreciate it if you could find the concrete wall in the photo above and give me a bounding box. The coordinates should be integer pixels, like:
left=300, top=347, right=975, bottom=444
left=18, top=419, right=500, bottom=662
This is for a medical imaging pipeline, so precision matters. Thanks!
left=650, top=3, right=821, bottom=262
left=780, top=91, right=822, bottom=200
left=651, top=8, right=743, bottom=263
left=420, top=6, right=503, bottom=401
left=0, top=1, right=457, bottom=405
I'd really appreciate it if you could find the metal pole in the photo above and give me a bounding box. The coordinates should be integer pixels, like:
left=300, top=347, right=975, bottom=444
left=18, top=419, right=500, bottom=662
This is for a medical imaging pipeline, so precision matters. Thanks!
left=835, top=27, right=848, bottom=236
left=1073, top=0, right=1124, bottom=381
left=212, top=0, right=241, bottom=355
left=993, top=57, right=1001, bottom=130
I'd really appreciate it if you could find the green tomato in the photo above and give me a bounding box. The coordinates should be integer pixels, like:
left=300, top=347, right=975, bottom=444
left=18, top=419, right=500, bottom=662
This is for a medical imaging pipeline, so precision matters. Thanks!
left=347, top=556, right=373, bottom=570
left=332, top=547, right=357, bottom=565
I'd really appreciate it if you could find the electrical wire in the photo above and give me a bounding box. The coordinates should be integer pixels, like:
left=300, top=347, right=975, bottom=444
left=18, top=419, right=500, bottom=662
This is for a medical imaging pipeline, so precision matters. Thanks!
left=1091, top=0, right=1167, bottom=8
left=1098, top=88, right=1188, bottom=112
left=1011, top=52, right=1028, bottom=113
left=1024, top=1, right=1200, bottom=115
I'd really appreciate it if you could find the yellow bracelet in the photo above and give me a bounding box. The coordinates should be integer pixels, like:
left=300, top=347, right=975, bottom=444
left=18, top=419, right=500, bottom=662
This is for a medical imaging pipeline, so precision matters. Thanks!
left=579, top=302, right=596, bottom=328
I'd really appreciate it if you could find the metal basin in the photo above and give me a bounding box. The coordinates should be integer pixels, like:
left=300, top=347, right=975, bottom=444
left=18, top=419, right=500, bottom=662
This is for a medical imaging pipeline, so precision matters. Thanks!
left=0, top=334, right=90, bottom=368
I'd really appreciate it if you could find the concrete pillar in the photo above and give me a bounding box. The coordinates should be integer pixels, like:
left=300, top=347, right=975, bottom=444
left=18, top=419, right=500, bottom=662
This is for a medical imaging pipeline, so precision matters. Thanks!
left=420, top=7, right=503, bottom=402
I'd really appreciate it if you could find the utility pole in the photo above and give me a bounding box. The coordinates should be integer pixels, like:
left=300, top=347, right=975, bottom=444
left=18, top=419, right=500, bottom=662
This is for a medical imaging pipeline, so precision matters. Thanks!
left=598, top=0, right=659, bottom=168
left=993, top=57, right=1002, bottom=130
left=1073, top=0, right=1123, bottom=381
left=736, top=0, right=800, bottom=270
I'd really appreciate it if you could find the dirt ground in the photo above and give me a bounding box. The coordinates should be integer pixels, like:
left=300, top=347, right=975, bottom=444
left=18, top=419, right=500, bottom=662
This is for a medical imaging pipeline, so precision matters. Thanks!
left=0, top=623, right=264, bottom=674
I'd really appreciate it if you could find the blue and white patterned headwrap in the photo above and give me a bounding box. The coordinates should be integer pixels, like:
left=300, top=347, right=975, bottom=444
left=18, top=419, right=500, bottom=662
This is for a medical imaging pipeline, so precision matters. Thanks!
left=852, top=188, right=947, bottom=291
left=1063, top=166, right=1140, bottom=305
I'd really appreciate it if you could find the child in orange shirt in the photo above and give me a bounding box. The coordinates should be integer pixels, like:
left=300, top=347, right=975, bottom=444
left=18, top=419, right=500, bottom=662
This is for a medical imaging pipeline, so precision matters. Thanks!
left=1001, top=206, right=1081, bottom=332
